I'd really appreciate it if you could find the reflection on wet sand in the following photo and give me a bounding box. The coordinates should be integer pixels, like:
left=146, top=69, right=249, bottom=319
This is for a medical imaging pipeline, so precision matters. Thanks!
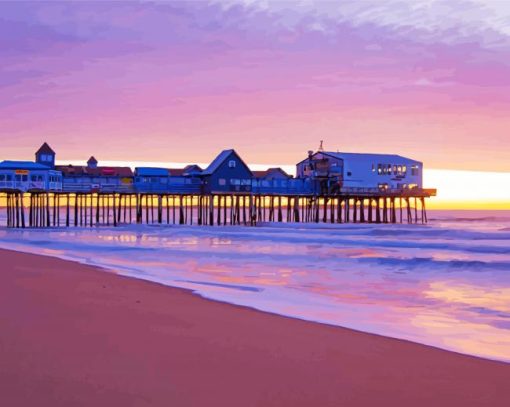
left=1, top=210, right=510, bottom=362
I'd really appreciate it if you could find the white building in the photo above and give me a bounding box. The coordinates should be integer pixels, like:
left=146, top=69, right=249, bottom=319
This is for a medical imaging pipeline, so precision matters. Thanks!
left=297, top=151, right=423, bottom=190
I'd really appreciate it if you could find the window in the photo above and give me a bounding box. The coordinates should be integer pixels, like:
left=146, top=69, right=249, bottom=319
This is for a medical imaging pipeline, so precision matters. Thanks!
left=241, top=179, right=251, bottom=185
left=31, top=175, right=37, bottom=181
left=377, top=164, right=382, bottom=175
left=22, top=175, right=28, bottom=182
left=411, top=165, right=419, bottom=176
left=393, top=165, right=397, bottom=174
left=372, top=164, right=375, bottom=172
left=0, top=175, right=4, bottom=181
left=218, top=178, right=226, bottom=186
left=347, top=171, right=352, bottom=177
left=403, top=165, right=407, bottom=173
left=228, top=160, right=236, bottom=168
left=387, top=164, right=392, bottom=175
left=230, top=178, right=240, bottom=185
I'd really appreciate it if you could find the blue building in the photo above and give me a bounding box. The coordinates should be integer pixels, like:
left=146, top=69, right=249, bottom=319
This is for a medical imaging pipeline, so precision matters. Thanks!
left=251, top=167, right=311, bottom=194
left=35, top=142, right=56, bottom=169
left=201, top=150, right=253, bottom=193
left=0, top=161, right=62, bottom=192
left=134, top=167, right=202, bottom=194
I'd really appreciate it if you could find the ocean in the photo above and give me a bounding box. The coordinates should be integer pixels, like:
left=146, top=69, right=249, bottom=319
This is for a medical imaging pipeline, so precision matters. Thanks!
left=0, top=210, right=509, bottom=362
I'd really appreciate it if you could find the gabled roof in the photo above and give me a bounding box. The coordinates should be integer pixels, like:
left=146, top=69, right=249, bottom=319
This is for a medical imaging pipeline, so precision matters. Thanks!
left=201, top=149, right=253, bottom=176
left=252, top=167, right=291, bottom=179
left=0, top=161, right=51, bottom=170
left=87, top=156, right=98, bottom=164
left=36, top=142, right=55, bottom=155
left=183, top=164, right=202, bottom=175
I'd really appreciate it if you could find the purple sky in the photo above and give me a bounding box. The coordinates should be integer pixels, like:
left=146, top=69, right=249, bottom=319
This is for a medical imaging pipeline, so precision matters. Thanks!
left=1, top=0, right=510, bottom=171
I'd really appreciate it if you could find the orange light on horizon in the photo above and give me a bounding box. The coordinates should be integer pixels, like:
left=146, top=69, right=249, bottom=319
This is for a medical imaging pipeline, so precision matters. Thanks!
left=57, top=160, right=510, bottom=211
left=424, top=169, right=510, bottom=210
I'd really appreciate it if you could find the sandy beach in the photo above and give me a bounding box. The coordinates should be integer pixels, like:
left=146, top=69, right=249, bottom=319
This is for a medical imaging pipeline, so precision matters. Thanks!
left=0, top=248, right=509, bottom=406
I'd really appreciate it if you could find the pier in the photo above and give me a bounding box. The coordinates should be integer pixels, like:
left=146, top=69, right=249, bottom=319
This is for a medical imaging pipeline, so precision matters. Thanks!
left=1, top=189, right=435, bottom=229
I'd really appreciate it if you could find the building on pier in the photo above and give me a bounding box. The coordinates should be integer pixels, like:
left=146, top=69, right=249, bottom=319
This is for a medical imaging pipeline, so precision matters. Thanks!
left=134, top=167, right=202, bottom=194
left=251, top=167, right=308, bottom=194
left=56, top=157, right=133, bottom=193
left=0, top=161, right=62, bottom=192
left=201, top=149, right=253, bottom=193
left=0, top=143, right=62, bottom=192
left=296, top=151, right=423, bottom=194
left=35, top=142, right=56, bottom=169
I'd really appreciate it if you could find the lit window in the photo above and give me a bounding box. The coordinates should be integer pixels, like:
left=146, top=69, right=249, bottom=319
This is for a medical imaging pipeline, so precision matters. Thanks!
left=228, top=160, right=236, bottom=168
left=393, top=165, right=397, bottom=173
left=372, top=164, right=375, bottom=172
left=377, top=164, right=382, bottom=174
left=397, top=165, right=402, bottom=173
left=403, top=165, right=407, bottom=173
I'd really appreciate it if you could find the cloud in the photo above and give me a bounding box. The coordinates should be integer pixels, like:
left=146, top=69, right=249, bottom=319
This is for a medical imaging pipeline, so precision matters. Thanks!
left=0, top=0, right=510, bottom=171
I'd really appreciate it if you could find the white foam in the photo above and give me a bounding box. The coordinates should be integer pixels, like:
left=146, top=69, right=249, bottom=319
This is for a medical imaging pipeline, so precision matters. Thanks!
left=1, top=210, right=509, bottom=363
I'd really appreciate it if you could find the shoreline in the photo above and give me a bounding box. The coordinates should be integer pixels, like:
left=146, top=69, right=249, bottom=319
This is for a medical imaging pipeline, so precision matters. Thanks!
left=4, top=243, right=510, bottom=366
left=2, top=231, right=510, bottom=365
left=1, top=248, right=509, bottom=406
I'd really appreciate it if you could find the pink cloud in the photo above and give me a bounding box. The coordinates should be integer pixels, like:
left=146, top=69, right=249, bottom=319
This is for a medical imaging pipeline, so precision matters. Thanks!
left=1, top=1, right=510, bottom=172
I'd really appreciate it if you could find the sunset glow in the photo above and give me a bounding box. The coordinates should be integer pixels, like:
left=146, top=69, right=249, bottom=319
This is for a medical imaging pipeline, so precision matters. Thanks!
left=59, top=159, right=510, bottom=210
left=2, top=1, right=510, bottom=208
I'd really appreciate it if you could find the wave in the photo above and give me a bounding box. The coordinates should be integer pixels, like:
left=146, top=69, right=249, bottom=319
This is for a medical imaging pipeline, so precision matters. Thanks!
left=429, top=216, right=510, bottom=223
left=360, top=256, right=510, bottom=272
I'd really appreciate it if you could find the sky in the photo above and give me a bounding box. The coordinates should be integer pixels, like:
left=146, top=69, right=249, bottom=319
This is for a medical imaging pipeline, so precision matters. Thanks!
left=1, top=0, right=509, bottom=208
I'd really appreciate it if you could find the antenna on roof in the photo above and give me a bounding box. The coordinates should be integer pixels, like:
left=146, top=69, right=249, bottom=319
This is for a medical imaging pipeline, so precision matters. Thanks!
left=318, top=140, right=324, bottom=152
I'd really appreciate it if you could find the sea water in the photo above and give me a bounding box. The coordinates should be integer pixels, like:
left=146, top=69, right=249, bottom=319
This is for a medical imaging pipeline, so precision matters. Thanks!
left=0, top=210, right=509, bottom=362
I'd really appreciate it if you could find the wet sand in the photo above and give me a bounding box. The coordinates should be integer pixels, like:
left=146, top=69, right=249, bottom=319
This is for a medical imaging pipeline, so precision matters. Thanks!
left=0, top=248, right=509, bottom=406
